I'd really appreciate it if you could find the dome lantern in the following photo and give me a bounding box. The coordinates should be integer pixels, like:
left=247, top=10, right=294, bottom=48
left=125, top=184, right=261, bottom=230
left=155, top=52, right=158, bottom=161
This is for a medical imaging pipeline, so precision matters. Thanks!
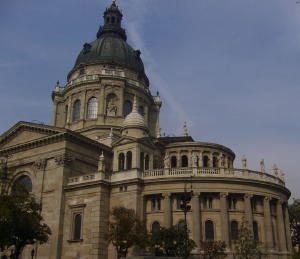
left=96, top=1, right=126, bottom=41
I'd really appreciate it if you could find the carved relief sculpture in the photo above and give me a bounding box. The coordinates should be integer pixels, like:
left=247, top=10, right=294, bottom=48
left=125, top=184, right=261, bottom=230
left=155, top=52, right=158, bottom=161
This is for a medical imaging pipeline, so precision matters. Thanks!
left=106, top=93, right=118, bottom=116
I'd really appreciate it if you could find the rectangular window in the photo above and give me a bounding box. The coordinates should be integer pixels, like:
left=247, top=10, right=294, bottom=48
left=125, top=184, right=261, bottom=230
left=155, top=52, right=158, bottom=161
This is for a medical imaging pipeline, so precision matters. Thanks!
left=151, top=198, right=161, bottom=211
left=203, top=197, right=213, bottom=209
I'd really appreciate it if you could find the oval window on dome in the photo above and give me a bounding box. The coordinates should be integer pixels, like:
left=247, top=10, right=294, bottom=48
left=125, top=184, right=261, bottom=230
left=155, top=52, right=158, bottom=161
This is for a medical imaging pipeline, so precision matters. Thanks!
left=12, top=175, right=32, bottom=193
left=123, top=100, right=132, bottom=117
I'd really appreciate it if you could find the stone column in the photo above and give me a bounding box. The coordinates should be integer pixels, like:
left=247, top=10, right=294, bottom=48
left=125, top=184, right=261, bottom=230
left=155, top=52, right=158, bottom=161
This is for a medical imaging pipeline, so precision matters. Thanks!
left=284, top=204, right=292, bottom=252
left=276, top=199, right=287, bottom=251
left=198, top=152, right=203, bottom=167
left=220, top=193, right=230, bottom=246
left=244, top=194, right=253, bottom=234
left=51, top=100, right=58, bottom=126
left=192, top=192, right=201, bottom=248
left=163, top=193, right=172, bottom=228
left=263, top=196, right=274, bottom=250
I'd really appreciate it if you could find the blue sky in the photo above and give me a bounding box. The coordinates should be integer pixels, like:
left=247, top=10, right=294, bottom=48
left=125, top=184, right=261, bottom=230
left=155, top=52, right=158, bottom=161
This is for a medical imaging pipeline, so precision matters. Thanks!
left=0, top=0, right=299, bottom=198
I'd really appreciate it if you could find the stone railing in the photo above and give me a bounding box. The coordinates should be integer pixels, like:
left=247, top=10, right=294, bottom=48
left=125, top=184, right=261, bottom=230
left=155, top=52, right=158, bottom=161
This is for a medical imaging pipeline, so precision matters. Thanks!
left=142, top=167, right=285, bottom=186
left=67, top=168, right=285, bottom=187
left=60, top=71, right=146, bottom=90
left=67, top=171, right=110, bottom=186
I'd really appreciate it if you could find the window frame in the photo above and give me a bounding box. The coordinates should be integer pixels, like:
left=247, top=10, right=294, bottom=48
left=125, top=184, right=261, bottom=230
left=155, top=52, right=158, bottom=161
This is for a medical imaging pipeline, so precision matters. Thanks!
left=86, top=97, right=98, bottom=119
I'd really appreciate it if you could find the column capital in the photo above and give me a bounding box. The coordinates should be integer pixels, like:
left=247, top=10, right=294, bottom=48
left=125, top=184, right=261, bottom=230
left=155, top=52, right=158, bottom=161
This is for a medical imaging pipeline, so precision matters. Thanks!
left=220, top=192, right=228, bottom=198
left=163, top=192, right=172, bottom=198
left=276, top=198, right=284, bottom=205
left=244, top=193, right=253, bottom=199
left=192, top=191, right=201, bottom=197
left=264, top=196, right=272, bottom=202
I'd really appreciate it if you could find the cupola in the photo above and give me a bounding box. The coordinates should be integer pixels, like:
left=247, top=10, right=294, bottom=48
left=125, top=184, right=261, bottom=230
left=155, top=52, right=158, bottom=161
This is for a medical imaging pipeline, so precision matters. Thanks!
left=121, top=96, right=148, bottom=138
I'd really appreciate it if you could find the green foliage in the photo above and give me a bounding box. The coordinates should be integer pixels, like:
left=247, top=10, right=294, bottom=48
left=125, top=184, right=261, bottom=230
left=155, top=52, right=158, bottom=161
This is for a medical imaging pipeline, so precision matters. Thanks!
left=0, top=190, right=51, bottom=258
left=148, top=226, right=196, bottom=258
left=234, top=218, right=260, bottom=259
left=290, top=199, right=300, bottom=255
left=201, top=240, right=227, bottom=259
left=106, top=206, right=148, bottom=259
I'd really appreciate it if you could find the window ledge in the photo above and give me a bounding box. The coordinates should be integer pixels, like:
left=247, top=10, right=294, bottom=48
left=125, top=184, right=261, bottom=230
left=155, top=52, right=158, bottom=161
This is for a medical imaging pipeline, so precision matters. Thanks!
left=67, top=239, right=83, bottom=243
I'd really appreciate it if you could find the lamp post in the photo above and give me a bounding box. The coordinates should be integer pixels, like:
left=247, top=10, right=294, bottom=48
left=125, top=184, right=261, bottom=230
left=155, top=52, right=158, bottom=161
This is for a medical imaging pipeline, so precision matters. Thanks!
left=180, top=180, right=193, bottom=259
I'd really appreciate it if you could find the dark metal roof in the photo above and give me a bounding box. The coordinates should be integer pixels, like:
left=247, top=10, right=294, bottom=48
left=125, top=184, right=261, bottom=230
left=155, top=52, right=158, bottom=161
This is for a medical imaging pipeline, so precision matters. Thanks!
left=68, top=2, right=149, bottom=85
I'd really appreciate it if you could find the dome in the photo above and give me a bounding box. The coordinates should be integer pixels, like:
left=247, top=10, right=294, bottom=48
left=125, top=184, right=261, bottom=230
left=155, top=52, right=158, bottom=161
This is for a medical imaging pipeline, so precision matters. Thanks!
left=73, top=36, right=145, bottom=74
left=68, top=2, right=148, bottom=85
left=122, top=96, right=148, bottom=131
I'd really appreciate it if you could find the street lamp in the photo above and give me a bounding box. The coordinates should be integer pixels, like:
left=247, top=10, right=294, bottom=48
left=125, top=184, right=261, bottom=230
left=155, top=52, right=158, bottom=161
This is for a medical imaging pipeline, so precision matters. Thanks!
left=180, top=181, right=193, bottom=259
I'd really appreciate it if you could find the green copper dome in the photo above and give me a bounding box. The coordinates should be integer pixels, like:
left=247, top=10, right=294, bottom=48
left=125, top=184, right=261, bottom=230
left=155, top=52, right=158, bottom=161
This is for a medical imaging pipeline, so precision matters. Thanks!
left=69, top=2, right=148, bottom=86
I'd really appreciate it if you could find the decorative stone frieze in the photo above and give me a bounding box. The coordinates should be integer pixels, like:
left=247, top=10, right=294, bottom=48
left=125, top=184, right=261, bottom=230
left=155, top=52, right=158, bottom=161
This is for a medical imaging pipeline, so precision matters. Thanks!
left=54, top=153, right=73, bottom=166
left=33, top=158, right=47, bottom=170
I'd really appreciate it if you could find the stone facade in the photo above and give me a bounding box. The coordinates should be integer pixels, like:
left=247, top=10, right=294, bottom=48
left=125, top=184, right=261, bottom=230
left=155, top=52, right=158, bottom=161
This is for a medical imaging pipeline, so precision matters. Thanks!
left=0, top=2, right=292, bottom=259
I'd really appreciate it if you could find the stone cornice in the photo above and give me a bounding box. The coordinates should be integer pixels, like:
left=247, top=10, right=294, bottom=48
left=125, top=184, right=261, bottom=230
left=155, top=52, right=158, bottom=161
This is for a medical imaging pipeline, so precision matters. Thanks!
left=0, top=123, right=112, bottom=156
left=165, top=141, right=235, bottom=158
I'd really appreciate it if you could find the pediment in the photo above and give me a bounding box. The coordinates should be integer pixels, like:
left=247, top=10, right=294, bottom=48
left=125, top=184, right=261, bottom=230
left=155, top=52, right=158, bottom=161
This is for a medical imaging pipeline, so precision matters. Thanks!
left=112, top=136, right=156, bottom=149
left=0, top=121, right=65, bottom=149
left=112, top=136, right=137, bottom=147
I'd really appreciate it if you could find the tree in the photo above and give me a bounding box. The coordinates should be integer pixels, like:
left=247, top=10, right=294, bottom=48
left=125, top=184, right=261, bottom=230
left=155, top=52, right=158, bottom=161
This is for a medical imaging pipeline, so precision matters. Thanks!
left=148, top=226, right=196, bottom=257
left=289, top=199, right=300, bottom=255
left=106, top=206, right=147, bottom=259
left=0, top=191, right=51, bottom=259
left=234, top=218, right=260, bottom=259
left=201, top=240, right=227, bottom=259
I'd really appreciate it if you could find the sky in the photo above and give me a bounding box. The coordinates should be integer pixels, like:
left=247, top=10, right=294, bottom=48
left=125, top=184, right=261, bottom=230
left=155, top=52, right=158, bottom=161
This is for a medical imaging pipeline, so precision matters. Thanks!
left=0, top=0, right=299, bottom=198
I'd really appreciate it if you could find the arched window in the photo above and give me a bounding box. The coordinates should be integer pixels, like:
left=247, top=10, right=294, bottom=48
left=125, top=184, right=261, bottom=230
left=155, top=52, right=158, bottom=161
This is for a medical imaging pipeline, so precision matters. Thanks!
left=126, top=151, right=132, bottom=170
left=152, top=221, right=160, bottom=233
left=253, top=221, right=259, bottom=241
left=140, top=152, right=144, bottom=170
left=138, top=106, right=144, bottom=116
left=72, top=100, right=81, bottom=121
left=111, top=16, right=116, bottom=24
left=181, top=155, right=188, bottom=167
left=203, top=155, right=209, bottom=168
left=12, top=175, right=32, bottom=193
left=145, top=155, right=149, bottom=170
left=73, top=214, right=82, bottom=240
left=87, top=97, right=98, bottom=119
left=123, top=100, right=132, bottom=117
left=178, top=220, right=186, bottom=231
left=205, top=220, right=214, bottom=240
left=106, top=17, right=110, bottom=23
left=230, top=221, right=239, bottom=241
left=118, top=153, right=125, bottom=171
left=213, top=157, right=218, bottom=168
left=171, top=156, right=177, bottom=168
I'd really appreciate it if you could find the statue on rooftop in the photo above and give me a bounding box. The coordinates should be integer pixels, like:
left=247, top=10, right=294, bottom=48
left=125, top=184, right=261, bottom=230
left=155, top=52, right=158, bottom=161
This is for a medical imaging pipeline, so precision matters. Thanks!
left=260, top=159, right=266, bottom=173
left=241, top=155, right=247, bottom=169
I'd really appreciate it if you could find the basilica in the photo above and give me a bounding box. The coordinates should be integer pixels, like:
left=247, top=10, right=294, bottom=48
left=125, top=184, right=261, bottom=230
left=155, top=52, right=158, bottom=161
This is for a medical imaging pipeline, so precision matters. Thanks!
left=0, top=1, right=292, bottom=259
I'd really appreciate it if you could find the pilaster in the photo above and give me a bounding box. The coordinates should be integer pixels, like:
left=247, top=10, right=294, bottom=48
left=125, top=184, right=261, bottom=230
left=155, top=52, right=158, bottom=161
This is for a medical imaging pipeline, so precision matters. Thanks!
left=163, top=193, right=172, bottom=228
left=220, top=192, right=229, bottom=246
left=284, top=205, right=292, bottom=252
left=192, top=192, right=201, bottom=248
left=244, top=193, right=253, bottom=234
left=263, top=196, right=274, bottom=251
left=276, top=199, right=287, bottom=252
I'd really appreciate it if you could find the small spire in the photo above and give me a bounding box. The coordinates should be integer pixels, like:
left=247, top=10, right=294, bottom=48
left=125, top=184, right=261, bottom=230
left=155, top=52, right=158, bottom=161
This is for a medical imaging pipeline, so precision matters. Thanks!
left=132, top=95, right=138, bottom=112
left=100, top=150, right=104, bottom=159
left=182, top=122, right=189, bottom=137
left=56, top=80, right=60, bottom=86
